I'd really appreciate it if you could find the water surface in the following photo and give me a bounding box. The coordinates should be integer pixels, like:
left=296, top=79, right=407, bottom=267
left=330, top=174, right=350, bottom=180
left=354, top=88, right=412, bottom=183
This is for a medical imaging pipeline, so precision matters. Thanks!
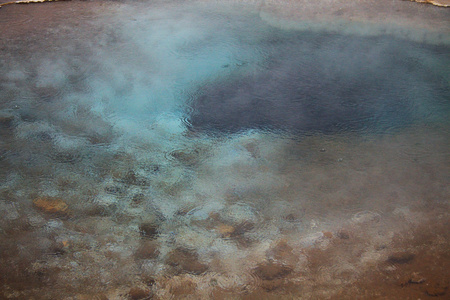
left=0, top=1, right=449, bottom=298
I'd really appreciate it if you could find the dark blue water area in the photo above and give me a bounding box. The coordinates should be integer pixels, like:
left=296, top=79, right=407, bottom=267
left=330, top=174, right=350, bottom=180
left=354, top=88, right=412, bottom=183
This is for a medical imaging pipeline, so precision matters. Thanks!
left=187, top=31, right=450, bottom=136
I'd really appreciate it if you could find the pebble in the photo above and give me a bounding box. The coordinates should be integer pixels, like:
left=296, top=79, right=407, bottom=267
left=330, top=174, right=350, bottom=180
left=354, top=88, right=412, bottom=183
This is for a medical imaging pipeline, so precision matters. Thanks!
left=216, top=224, right=235, bottom=238
left=32, top=197, right=68, bottom=214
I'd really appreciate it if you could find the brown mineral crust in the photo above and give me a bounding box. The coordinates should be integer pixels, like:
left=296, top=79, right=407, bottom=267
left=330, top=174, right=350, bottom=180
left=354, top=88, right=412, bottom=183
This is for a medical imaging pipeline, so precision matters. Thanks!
left=425, top=282, right=448, bottom=296
left=410, top=0, right=450, bottom=7
left=336, top=220, right=450, bottom=299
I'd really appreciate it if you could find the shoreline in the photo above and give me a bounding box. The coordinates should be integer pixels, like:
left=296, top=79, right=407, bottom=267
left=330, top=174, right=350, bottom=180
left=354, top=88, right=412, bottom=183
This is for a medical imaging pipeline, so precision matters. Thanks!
left=1, top=1, right=449, bottom=45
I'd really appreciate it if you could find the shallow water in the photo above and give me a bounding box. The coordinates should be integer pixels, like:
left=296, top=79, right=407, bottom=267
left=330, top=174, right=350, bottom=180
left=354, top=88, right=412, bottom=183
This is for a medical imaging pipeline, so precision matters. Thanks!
left=0, top=1, right=449, bottom=299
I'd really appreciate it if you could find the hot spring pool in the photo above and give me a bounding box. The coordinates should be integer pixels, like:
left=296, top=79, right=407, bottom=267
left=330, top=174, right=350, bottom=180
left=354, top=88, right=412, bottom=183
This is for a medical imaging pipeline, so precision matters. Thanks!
left=0, top=0, right=449, bottom=299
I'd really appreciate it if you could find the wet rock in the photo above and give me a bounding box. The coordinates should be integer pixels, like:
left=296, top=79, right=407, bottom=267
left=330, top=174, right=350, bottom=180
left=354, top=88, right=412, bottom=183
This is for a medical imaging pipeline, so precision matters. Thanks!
left=76, top=294, right=108, bottom=300
left=132, top=193, right=145, bottom=206
left=142, top=164, right=160, bottom=173
left=32, top=197, right=68, bottom=215
left=266, top=240, right=298, bottom=266
left=169, top=149, right=200, bottom=166
left=0, top=200, right=20, bottom=221
left=167, top=276, right=197, bottom=295
left=387, top=251, right=415, bottom=264
left=134, top=241, right=160, bottom=260
left=142, top=276, right=156, bottom=287
left=122, top=170, right=148, bottom=186
left=398, top=272, right=426, bottom=287
left=351, top=211, right=380, bottom=224
left=128, top=286, right=152, bottom=300
left=337, top=229, right=350, bottom=239
left=48, top=241, right=67, bottom=256
left=284, top=213, right=298, bottom=222
left=243, top=140, right=260, bottom=158
left=104, top=185, right=122, bottom=195
left=175, top=204, right=197, bottom=216
left=253, top=260, right=293, bottom=280
left=49, top=151, right=81, bottom=163
left=322, top=231, right=333, bottom=239
left=260, top=279, right=285, bottom=292
left=231, top=221, right=254, bottom=237
left=166, top=248, right=208, bottom=275
left=229, top=221, right=255, bottom=247
left=216, top=224, right=235, bottom=238
left=139, top=222, right=159, bottom=239
left=0, top=113, right=15, bottom=128
left=409, top=272, right=426, bottom=284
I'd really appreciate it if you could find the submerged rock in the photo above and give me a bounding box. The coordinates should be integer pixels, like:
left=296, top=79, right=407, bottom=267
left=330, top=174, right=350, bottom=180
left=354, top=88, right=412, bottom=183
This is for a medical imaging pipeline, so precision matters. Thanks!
left=387, top=251, right=415, bottom=264
left=32, top=197, right=68, bottom=215
left=139, top=222, right=159, bottom=239
left=165, top=248, right=208, bottom=275
left=266, top=240, right=298, bottom=266
left=253, top=260, right=293, bottom=281
left=134, top=241, right=160, bottom=260
left=127, top=286, right=153, bottom=300
left=121, top=170, right=149, bottom=186
left=216, top=224, right=235, bottom=238
left=337, top=229, right=351, bottom=239
left=0, top=113, right=15, bottom=128
left=169, top=148, right=201, bottom=166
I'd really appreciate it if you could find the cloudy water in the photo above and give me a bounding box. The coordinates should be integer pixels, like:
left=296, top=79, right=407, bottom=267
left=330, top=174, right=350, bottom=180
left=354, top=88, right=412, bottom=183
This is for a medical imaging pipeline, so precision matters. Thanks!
left=0, top=1, right=449, bottom=299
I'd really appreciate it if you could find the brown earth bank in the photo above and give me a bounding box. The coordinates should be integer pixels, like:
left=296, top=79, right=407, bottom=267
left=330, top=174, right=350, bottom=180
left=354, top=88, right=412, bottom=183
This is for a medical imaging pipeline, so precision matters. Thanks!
left=0, top=0, right=449, bottom=7
left=1, top=213, right=448, bottom=299
left=1, top=0, right=449, bottom=44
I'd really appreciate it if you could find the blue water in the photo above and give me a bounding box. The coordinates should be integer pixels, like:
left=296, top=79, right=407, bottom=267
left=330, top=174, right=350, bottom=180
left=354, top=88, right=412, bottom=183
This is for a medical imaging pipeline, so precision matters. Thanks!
left=188, top=32, right=449, bottom=135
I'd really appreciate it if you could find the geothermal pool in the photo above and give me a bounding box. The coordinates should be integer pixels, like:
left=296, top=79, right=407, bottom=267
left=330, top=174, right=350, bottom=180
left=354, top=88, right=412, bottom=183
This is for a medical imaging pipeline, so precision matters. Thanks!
left=0, top=0, right=449, bottom=299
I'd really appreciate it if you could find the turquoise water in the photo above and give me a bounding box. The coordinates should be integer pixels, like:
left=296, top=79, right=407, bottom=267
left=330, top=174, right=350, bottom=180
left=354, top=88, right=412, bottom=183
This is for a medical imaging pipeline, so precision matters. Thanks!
left=0, top=1, right=449, bottom=298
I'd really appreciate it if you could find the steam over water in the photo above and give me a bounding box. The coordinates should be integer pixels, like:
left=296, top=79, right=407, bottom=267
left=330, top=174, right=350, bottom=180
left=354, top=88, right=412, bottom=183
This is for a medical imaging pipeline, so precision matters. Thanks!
left=0, top=1, right=449, bottom=298
left=189, top=32, right=448, bottom=134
